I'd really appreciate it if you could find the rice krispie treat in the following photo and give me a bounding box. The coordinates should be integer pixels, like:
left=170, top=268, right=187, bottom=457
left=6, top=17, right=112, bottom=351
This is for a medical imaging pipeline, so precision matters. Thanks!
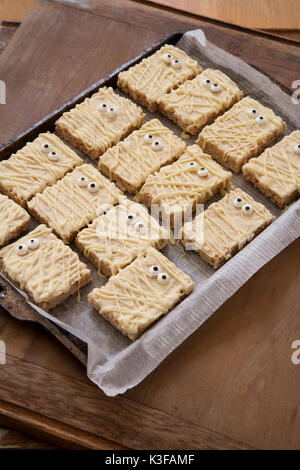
left=0, top=194, right=30, bottom=248
left=138, top=145, right=232, bottom=225
left=0, top=132, right=83, bottom=207
left=76, top=199, right=168, bottom=276
left=158, top=69, right=243, bottom=135
left=243, top=130, right=300, bottom=208
left=182, top=188, right=275, bottom=269
left=56, top=87, right=145, bottom=159
left=117, top=44, right=202, bottom=112
left=88, top=247, right=194, bottom=341
left=0, top=224, right=91, bottom=311
left=99, top=119, right=186, bottom=194
left=197, top=96, right=286, bottom=173
left=28, top=164, right=122, bottom=243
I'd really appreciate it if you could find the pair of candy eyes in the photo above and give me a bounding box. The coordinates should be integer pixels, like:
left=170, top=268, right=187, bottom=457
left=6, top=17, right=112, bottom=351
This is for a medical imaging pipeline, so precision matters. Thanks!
left=233, top=197, right=253, bottom=214
left=248, top=108, right=267, bottom=124
left=143, top=134, right=163, bottom=150
left=127, top=213, right=146, bottom=232
left=163, top=54, right=182, bottom=69
left=77, top=176, right=99, bottom=192
left=203, top=78, right=222, bottom=93
left=41, top=143, right=60, bottom=161
left=99, top=103, right=118, bottom=117
left=148, top=265, right=169, bottom=283
left=187, top=161, right=209, bottom=177
left=17, top=238, right=40, bottom=255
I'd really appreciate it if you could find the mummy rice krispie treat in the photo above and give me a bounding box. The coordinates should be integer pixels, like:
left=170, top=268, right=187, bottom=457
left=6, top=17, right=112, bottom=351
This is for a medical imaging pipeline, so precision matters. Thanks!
left=0, top=194, right=30, bottom=248
left=117, top=45, right=202, bottom=112
left=0, top=224, right=91, bottom=311
left=28, top=164, right=122, bottom=243
left=88, top=247, right=194, bottom=341
left=138, top=145, right=232, bottom=225
left=99, top=119, right=186, bottom=194
left=55, top=87, right=145, bottom=159
left=243, top=130, right=300, bottom=208
left=158, top=69, right=243, bottom=135
left=197, top=96, right=286, bottom=173
left=181, top=188, right=275, bottom=269
left=76, top=199, right=168, bottom=276
left=0, top=132, right=83, bottom=207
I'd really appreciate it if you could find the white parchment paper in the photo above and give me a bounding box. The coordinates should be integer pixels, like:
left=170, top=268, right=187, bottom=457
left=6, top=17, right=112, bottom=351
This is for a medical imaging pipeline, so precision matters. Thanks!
left=2, top=29, right=300, bottom=396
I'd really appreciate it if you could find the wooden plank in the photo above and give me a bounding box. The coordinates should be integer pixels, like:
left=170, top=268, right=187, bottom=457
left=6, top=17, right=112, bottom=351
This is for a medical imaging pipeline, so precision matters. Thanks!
left=145, top=0, right=300, bottom=29
left=0, top=355, right=253, bottom=450
left=0, top=1, right=35, bottom=22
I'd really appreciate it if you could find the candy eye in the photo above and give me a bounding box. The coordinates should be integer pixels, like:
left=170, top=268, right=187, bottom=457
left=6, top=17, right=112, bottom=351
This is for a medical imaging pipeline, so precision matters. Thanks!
left=203, top=78, right=211, bottom=87
left=163, top=53, right=173, bottom=64
left=77, top=176, right=89, bottom=187
left=41, top=142, right=51, bottom=153
left=233, top=197, right=243, bottom=208
left=294, top=144, right=300, bottom=155
left=210, top=83, right=222, bottom=93
left=88, top=182, right=99, bottom=193
left=171, top=59, right=182, bottom=69
left=99, top=103, right=107, bottom=111
left=149, top=265, right=160, bottom=277
left=188, top=161, right=198, bottom=167
left=127, top=213, right=135, bottom=224
left=16, top=244, right=28, bottom=256
left=48, top=151, right=59, bottom=162
left=197, top=167, right=209, bottom=177
left=27, top=238, right=40, bottom=250
left=242, top=204, right=253, bottom=215
left=135, top=221, right=145, bottom=232
left=144, top=134, right=153, bottom=143
left=158, top=272, right=169, bottom=283
left=256, top=116, right=266, bottom=125
left=152, top=140, right=163, bottom=151
left=248, top=108, right=257, bottom=117
left=107, top=106, right=117, bottom=118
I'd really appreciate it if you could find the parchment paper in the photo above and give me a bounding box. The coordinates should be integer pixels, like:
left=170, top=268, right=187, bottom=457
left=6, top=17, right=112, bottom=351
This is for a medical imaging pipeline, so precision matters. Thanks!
left=2, top=29, right=300, bottom=396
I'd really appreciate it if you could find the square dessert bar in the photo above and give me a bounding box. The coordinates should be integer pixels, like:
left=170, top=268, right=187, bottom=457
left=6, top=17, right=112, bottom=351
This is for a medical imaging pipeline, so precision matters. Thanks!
left=117, top=44, right=202, bottom=112
left=99, top=119, right=186, bottom=194
left=0, top=132, right=83, bottom=207
left=138, top=145, right=232, bottom=225
left=158, top=68, right=243, bottom=135
left=76, top=199, right=168, bottom=276
left=182, top=188, right=275, bottom=269
left=88, top=246, right=194, bottom=341
left=243, top=131, right=300, bottom=208
left=197, top=96, right=286, bottom=173
left=0, top=224, right=91, bottom=311
left=28, top=164, right=122, bottom=243
left=0, top=194, right=30, bottom=248
left=55, top=86, right=145, bottom=159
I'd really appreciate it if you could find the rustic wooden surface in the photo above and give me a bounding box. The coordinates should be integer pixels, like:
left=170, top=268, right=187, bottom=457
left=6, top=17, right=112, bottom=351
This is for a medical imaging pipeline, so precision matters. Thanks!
left=0, top=0, right=299, bottom=450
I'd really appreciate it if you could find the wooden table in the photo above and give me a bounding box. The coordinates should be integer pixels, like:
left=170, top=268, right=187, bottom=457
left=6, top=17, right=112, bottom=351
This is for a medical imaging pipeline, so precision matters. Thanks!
left=0, top=0, right=299, bottom=450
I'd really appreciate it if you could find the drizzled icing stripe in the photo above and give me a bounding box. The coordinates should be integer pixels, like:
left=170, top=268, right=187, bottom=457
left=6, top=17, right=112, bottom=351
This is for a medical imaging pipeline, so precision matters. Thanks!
left=0, top=132, right=83, bottom=206
left=27, top=164, right=122, bottom=243
left=88, top=247, right=194, bottom=340
left=0, top=194, right=30, bottom=247
left=99, top=118, right=186, bottom=192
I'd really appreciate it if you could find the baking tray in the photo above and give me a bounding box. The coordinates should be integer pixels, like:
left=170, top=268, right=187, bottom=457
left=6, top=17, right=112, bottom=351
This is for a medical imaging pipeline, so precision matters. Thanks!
left=0, top=30, right=185, bottom=365
left=0, top=28, right=295, bottom=369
